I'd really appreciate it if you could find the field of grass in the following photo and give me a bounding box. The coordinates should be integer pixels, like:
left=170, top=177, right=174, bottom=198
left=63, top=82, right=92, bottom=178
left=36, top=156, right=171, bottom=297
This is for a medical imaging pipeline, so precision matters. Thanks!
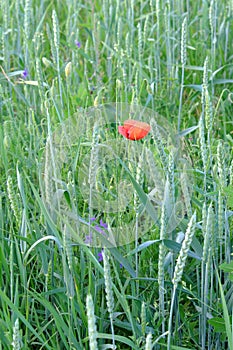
left=1, top=0, right=233, bottom=349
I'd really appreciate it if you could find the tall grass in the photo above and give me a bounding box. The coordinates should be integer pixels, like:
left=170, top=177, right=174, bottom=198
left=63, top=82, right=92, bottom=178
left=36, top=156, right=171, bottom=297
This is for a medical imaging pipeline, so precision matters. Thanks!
left=0, top=0, right=233, bottom=349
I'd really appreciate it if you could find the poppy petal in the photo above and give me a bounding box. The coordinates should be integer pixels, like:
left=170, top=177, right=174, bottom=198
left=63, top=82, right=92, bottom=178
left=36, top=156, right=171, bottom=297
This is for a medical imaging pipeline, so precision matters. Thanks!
left=118, top=125, right=129, bottom=138
left=118, top=119, right=150, bottom=141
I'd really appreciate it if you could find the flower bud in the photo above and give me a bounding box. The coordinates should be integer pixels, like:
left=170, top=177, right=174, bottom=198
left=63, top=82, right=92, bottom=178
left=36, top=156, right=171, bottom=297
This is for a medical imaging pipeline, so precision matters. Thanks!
left=65, top=62, right=72, bottom=78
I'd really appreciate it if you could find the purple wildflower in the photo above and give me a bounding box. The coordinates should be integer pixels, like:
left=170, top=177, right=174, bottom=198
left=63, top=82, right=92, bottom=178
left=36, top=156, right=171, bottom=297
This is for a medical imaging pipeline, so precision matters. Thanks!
left=22, top=68, right=29, bottom=79
left=84, top=217, right=108, bottom=244
left=94, top=225, right=103, bottom=233
left=75, top=40, right=81, bottom=48
left=84, top=234, right=92, bottom=245
left=98, top=250, right=104, bottom=262
left=99, top=219, right=108, bottom=229
left=94, top=225, right=107, bottom=236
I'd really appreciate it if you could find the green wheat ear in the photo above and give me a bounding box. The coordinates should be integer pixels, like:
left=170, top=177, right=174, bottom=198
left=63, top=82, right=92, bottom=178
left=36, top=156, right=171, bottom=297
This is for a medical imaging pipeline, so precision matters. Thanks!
left=150, top=119, right=169, bottom=172
left=103, top=250, right=114, bottom=315
left=88, top=122, right=100, bottom=189
left=202, top=204, right=214, bottom=263
left=2, top=0, right=10, bottom=68
left=7, top=175, right=22, bottom=227
left=217, top=140, right=227, bottom=191
left=168, top=212, right=197, bottom=349
left=141, top=301, right=146, bottom=336
left=180, top=171, right=192, bottom=218
left=103, top=249, right=116, bottom=349
left=3, top=120, right=13, bottom=149
left=218, top=191, right=223, bottom=244
left=52, top=10, right=60, bottom=65
left=63, top=225, right=73, bottom=272
left=229, top=159, right=233, bottom=185
left=158, top=201, right=167, bottom=334
left=86, top=294, right=98, bottom=350
left=44, top=138, right=54, bottom=208
left=172, top=212, right=196, bottom=288
left=12, top=318, right=22, bottom=350
left=24, top=0, right=31, bottom=42
left=145, top=333, right=152, bottom=350
left=199, top=114, right=208, bottom=174
left=45, top=259, right=53, bottom=291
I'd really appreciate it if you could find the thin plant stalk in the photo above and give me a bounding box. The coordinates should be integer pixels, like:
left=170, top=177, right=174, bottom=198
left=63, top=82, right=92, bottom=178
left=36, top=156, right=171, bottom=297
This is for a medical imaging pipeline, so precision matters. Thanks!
left=178, top=17, right=187, bottom=132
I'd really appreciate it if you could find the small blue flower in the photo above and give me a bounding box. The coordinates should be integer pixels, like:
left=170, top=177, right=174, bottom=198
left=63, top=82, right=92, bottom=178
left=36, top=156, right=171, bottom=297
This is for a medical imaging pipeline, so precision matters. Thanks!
left=75, top=40, right=81, bottom=48
left=98, top=250, right=104, bottom=262
left=22, top=68, right=29, bottom=79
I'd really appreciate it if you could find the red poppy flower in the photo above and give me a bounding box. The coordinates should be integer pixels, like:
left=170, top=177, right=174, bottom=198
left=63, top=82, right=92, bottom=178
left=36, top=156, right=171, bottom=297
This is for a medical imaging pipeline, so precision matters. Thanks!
left=118, top=119, right=151, bottom=141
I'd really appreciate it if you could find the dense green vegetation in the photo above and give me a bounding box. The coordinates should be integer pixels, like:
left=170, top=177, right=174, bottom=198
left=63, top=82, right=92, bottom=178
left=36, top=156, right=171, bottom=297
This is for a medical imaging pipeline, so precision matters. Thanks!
left=1, top=0, right=233, bottom=349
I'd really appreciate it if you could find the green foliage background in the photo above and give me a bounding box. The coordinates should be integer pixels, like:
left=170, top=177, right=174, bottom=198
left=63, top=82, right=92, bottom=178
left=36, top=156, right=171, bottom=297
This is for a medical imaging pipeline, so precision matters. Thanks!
left=0, top=0, right=233, bottom=349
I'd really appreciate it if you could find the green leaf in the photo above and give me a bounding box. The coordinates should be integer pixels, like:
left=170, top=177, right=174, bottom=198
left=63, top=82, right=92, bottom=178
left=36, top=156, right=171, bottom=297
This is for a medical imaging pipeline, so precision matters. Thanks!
left=29, top=290, right=82, bottom=350
left=163, top=239, right=202, bottom=260
left=97, top=333, right=139, bottom=349
left=184, top=84, right=202, bottom=92
left=177, top=125, right=199, bottom=137
left=216, top=270, right=233, bottom=350
left=116, top=156, right=159, bottom=224
left=219, top=261, right=233, bottom=273
left=208, top=317, right=227, bottom=333
left=127, top=239, right=160, bottom=255
left=223, top=185, right=233, bottom=207
left=213, top=79, right=233, bottom=85
left=0, top=289, right=51, bottom=349
left=129, top=239, right=202, bottom=260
